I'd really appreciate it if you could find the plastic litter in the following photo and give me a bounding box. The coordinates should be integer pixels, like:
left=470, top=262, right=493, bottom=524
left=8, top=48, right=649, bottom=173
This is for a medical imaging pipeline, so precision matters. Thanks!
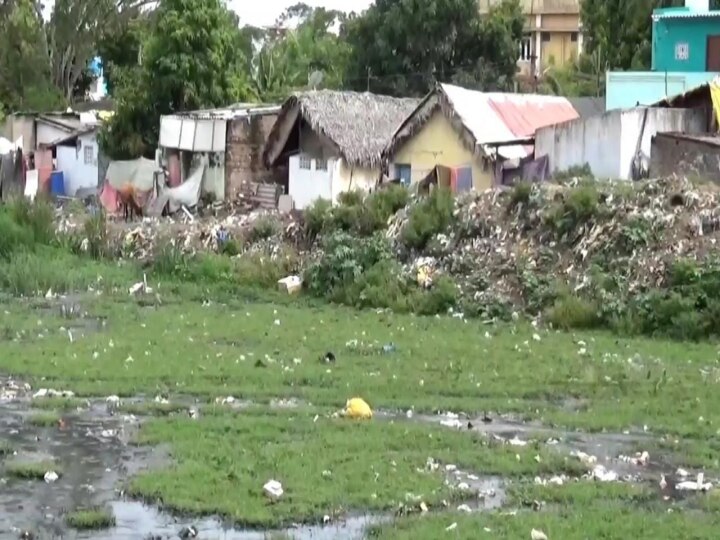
left=277, top=275, right=302, bottom=294
left=344, top=397, right=373, bottom=419
left=531, top=529, right=548, bottom=540
left=263, top=479, right=284, bottom=499
left=43, top=471, right=59, bottom=483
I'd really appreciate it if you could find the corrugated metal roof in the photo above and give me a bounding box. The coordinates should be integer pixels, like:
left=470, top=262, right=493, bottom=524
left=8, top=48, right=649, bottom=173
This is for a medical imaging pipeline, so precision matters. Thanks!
left=440, top=84, right=580, bottom=159
left=166, top=104, right=281, bottom=120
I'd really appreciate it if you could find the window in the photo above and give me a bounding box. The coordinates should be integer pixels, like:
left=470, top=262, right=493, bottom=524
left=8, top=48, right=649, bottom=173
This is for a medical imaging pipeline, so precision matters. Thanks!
left=541, top=32, right=551, bottom=43
left=395, top=163, right=411, bottom=186
left=316, top=157, right=328, bottom=171
left=675, top=42, right=689, bottom=61
left=83, top=144, right=94, bottom=165
left=299, top=155, right=312, bottom=169
left=519, top=34, right=533, bottom=61
left=570, top=32, right=578, bottom=43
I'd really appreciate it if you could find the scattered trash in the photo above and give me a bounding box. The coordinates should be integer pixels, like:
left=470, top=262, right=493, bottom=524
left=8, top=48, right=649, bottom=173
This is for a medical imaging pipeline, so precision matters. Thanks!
left=620, top=451, right=650, bottom=466
left=43, top=471, right=59, bottom=483
left=263, top=479, right=284, bottom=500
left=129, top=273, right=153, bottom=296
left=33, top=388, right=75, bottom=399
left=178, top=525, right=198, bottom=539
left=590, top=465, right=619, bottom=482
left=531, top=529, right=548, bottom=540
left=677, top=472, right=713, bottom=492
left=277, top=275, right=302, bottom=294
left=457, top=504, right=472, bottom=513
left=344, top=397, right=373, bottom=419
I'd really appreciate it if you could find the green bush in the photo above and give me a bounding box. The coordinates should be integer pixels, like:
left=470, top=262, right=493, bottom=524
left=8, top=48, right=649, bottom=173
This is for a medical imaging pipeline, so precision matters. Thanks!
left=82, top=211, right=110, bottom=259
left=507, top=181, right=532, bottom=211
left=336, top=190, right=364, bottom=207
left=412, top=275, right=458, bottom=315
left=0, top=212, right=34, bottom=258
left=248, top=216, right=281, bottom=243
left=546, top=183, right=601, bottom=238
left=7, top=196, right=55, bottom=245
left=401, top=188, right=454, bottom=251
left=304, top=198, right=332, bottom=239
left=545, top=294, right=601, bottom=330
left=368, top=184, right=410, bottom=222
left=305, top=231, right=392, bottom=296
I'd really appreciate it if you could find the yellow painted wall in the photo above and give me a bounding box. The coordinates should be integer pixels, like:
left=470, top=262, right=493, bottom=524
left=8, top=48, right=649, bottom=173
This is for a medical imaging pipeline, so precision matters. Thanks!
left=332, top=160, right=380, bottom=202
left=391, top=111, right=493, bottom=191
left=541, top=31, right=578, bottom=67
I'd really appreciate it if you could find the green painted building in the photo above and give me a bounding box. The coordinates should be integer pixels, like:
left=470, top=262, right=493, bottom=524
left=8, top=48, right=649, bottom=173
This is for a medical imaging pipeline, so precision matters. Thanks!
left=652, top=3, right=720, bottom=72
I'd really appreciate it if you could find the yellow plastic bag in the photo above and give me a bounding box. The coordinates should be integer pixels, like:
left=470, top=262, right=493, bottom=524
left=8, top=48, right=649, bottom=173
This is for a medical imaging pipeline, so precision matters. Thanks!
left=344, top=397, right=373, bottom=419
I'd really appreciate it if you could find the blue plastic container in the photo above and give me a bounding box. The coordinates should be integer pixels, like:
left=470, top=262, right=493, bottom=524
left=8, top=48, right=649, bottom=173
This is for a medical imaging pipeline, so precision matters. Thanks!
left=49, top=171, right=65, bottom=196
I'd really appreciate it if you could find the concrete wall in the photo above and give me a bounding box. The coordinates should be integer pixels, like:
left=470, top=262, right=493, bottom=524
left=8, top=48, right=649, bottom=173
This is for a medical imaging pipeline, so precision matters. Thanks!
left=653, top=16, right=720, bottom=72
left=36, top=122, right=72, bottom=147
left=391, top=110, right=491, bottom=190
left=651, top=134, right=720, bottom=182
left=225, top=113, right=279, bottom=199
left=536, top=107, right=706, bottom=180
left=605, top=71, right=716, bottom=111
left=55, top=132, right=99, bottom=196
left=3, top=115, right=35, bottom=153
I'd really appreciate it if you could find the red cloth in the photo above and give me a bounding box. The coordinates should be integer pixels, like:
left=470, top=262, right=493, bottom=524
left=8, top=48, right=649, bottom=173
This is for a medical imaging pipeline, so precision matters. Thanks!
left=99, top=181, right=121, bottom=214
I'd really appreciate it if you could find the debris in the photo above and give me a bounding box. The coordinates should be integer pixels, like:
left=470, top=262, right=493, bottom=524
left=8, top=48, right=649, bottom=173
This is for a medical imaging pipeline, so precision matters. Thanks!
left=43, top=471, right=59, bottom=483
left=457, top=504, right=472, bottom=513
left=277, top=275, right=302, bottom=294
left=445, top=522, right=457, bottom=532
left=677, top=472, right=712, bottom=492
left=343, top=397, right=373, bottom=419
left=263, top=479, right=284, bottom=499
left=589, top=465, right=619, bottom=482
left=129, top=273, right=153, bottom=296
left=33, top=388, right=75, bottom=399
left=508, top=436, right=528, bottom=447
left=178, top=525, right=198, bottom=539
left=531, top=529, right=548, bottom=540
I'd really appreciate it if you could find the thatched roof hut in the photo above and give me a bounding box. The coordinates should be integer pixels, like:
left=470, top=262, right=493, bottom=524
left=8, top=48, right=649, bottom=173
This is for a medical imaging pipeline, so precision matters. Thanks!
left=263, top=90, right=419, bottom=169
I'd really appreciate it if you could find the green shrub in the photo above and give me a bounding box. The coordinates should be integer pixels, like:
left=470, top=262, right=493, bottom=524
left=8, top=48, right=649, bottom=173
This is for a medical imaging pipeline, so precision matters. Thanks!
left=248, top=216, right=281, bottom=243
left=82, top=211, right=110, bottom=259
left=305, top=232, right=392, bottom=297
left=304, top=198, right=332, bottom=239
left=412, top=275, right=458, bottom=315
left=546, top=183, right=601, bottom=238
left=0, top=212, right=34, bottom=258
left=401, top=188, right=454, bottom=251
left=507, top=181, right=532, bottom=211
left=546, top=294, right=601, bottom=330
left=368, top=184, right=410, bottom=222
left=336, top=190, right=364, bottom=207
left=7, top=196, right=55, bottom=245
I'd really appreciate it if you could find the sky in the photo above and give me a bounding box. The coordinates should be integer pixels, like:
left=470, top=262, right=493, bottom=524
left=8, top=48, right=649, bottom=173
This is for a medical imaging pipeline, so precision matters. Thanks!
left=42, top=1, right=375, bottom=26
left=227, top=0, right=374, bottom=27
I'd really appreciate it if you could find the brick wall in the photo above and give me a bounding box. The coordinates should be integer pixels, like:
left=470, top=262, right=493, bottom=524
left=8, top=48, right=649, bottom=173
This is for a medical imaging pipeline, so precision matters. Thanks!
left=225, top=113, right=283, bottom=199
left=651, top=134, right=720, bottom=183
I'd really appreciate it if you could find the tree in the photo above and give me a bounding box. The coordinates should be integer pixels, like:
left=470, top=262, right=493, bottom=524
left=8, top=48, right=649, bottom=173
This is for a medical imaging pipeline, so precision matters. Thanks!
left=249, top=5, right=351, bottom=102
left=0, top=0, right=65, bottom=110
left=100, top=0, right=252, bottom=159
left=343, top=0, right=524, bottom=97
left=580, top=0, right=720, bottom=71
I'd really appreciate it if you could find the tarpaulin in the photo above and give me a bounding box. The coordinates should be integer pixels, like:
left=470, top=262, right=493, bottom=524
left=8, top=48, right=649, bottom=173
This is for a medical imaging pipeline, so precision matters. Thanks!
left=146, top=156, right=207, bottom=216
left=105, top=157, right=156, bottom=191
left=99, top=181, right=120, bottom=213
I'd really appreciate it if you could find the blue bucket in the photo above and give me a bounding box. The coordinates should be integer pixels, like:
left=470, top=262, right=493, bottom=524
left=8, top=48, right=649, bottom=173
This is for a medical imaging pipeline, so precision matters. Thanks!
left=49, top=171, right=64, bottom=196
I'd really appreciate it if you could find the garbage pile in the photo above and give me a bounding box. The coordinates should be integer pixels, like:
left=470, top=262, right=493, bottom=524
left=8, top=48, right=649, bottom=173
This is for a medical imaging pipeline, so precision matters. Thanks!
left=388, top=176, right=720, bottom=314
left=55, top=205, right=302, bottom=261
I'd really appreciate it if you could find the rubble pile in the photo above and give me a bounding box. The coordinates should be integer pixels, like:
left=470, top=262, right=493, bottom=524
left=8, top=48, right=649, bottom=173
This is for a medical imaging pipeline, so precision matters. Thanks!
left=388, top=177, right=720, bottom=314
left=55, top=205, right=302, bottom=261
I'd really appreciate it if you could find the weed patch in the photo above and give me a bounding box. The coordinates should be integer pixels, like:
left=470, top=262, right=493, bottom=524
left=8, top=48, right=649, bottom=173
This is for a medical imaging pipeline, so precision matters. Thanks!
left=27, top=411, right=61, bottom=427
left=401, top=188, right=454, bottom=251
left=5, top=460, right=61, bottom=480
left=66, top=507, right=116, bottom=530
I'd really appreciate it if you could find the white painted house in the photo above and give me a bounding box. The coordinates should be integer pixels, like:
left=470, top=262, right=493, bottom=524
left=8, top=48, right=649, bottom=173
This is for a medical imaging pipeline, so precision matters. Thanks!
left=53, top=128, right=100, bottom=196
left=263, top=90, right=419, bottom=210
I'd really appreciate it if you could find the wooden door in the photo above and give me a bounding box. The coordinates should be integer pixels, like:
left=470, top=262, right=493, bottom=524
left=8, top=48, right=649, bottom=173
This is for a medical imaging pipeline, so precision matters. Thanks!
left=707, top=36, right=720, bottom=71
